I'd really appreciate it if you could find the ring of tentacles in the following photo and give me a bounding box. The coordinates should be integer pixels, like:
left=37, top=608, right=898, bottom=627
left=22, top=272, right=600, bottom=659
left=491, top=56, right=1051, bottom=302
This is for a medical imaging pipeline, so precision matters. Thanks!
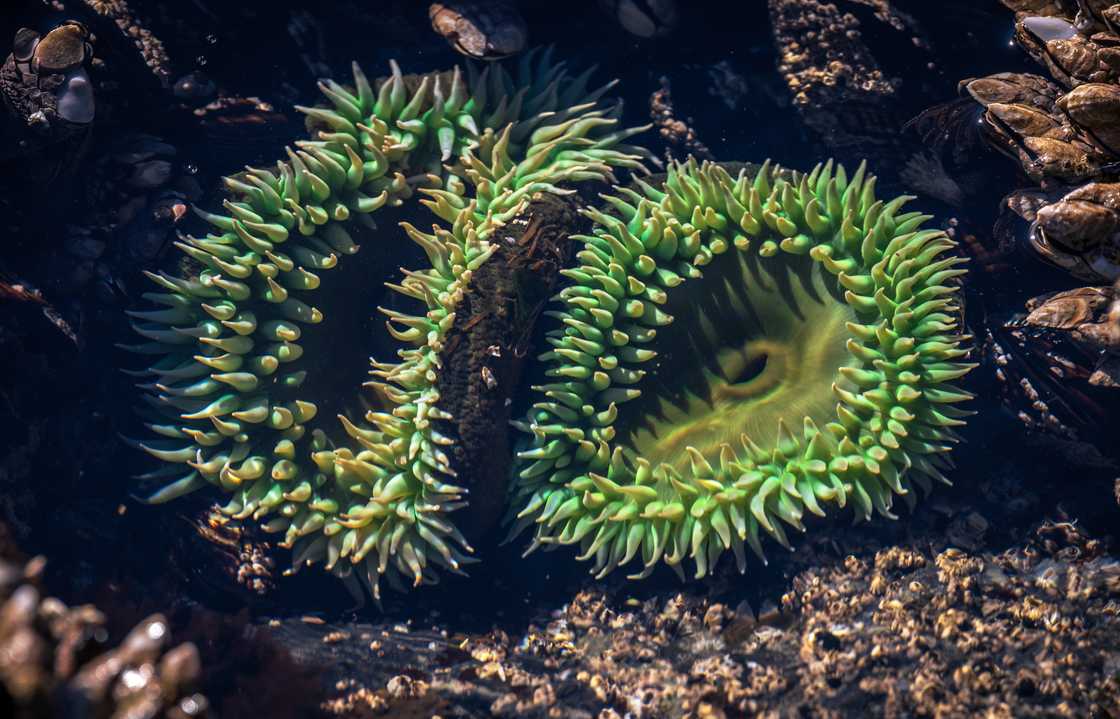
left=509, top=159, right=974, bottom=581
left=127, top=52, right=973, bottom=600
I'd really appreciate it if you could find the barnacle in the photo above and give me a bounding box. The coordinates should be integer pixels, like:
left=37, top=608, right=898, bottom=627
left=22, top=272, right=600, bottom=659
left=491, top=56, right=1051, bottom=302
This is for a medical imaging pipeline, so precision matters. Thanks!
left=124, top=50, right=649, bottom=599
left=510, top=159, right=974, bottom=580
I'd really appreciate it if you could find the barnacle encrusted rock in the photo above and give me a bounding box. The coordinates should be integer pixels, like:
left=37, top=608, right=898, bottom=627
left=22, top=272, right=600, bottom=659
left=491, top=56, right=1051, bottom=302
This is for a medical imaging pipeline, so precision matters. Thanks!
left=510, top=159, right=974, bottom=580
left=125, top=50, right=649, bottom=599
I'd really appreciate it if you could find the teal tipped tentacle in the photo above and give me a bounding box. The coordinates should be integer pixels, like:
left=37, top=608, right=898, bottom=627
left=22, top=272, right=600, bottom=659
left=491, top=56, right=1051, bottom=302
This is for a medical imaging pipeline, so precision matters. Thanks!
left=127, top=50, right=650, bottom=600
left=510, top=158, right=974, bottom=581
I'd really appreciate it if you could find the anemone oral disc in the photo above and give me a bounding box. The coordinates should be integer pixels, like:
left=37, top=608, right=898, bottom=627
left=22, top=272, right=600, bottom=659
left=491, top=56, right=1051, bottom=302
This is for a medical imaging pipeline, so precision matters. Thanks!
left=626, top=248, right=858, bottom=470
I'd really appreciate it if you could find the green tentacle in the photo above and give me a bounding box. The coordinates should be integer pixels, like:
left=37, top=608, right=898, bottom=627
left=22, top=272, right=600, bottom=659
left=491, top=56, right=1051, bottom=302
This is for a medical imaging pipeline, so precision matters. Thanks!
left=510, top=158, right=974, bottom=581
left=127, top=50, right=650, bottom=600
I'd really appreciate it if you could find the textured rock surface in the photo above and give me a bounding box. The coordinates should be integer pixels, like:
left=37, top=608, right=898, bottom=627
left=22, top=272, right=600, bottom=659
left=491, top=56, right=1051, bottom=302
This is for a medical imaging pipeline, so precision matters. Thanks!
left=270, top=512, right=1119, bottom=718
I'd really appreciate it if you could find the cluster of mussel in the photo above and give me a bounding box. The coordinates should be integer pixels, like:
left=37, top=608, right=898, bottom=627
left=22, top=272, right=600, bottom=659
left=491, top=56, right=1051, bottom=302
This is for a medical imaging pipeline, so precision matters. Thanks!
left=961, top=0, right=1120, bottom=397
left=0, top=556, right=209, bottom=718
left=0, top=21, right=95, bottom=134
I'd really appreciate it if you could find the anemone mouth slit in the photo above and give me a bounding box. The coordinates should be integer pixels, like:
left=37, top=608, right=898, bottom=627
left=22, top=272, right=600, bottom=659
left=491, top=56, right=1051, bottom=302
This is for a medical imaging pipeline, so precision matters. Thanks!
left=730, top=352, right=768, bottom=386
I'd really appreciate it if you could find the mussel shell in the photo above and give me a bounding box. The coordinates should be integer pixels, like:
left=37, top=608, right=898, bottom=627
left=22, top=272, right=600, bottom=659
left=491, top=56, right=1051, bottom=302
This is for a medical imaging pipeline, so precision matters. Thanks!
left=1097, top=45, right=1120, bottom=72
left=1024, top=286, right=1110, bottom=330
left=1059, top=81, right=1120, bottom=152
left=1021, top=135, right=1097, bottom=180
left=33, top=22, right=90, bottom=73
left=1064, top=180, right=1120, bottom=207
left=1084, top=241, right=1120, bottom=280
left=1036, top=198, right=1118, bottom=249
left=1081, top=1, right=1120, bottom=21
left=12, top=28, right=40, bottom=63
left=172, top=72, right=216, bottom=101
left=963, top=73, right=1063, bottom=109
left=1006, top=187, right=1064, bottom=222
left=1051, top=36, right=1111, bottom=78
left=987, top=101, right=1063, bottom=138
left=1104, top=5, right=1120, bottom=31
left=1022, top=15, right=1079, bottom=44
left=607, top=0, right=679, bottom=38
left=1028, top=224, right=1106, bottom=280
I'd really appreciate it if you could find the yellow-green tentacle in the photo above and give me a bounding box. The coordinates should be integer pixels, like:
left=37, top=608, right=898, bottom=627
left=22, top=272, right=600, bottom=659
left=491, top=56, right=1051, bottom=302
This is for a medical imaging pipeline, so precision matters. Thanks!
left=126, top=49, right=650, bottom=600
left=510, top=158, right=974, bottom=581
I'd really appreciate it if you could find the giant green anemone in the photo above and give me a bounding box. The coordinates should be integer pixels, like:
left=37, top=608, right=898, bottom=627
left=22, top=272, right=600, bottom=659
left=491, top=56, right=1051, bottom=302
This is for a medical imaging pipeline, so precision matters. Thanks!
left=124, top=50, right=650, bottom=599
left=509, top=159, right=974, bottom=580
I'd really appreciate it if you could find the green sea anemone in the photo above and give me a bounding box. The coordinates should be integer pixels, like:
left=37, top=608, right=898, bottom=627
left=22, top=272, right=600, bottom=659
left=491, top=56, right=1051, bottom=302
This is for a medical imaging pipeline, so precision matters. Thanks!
left=124, top=50, right=649, bottom=599
left=510, top=159, right=974, bottom=580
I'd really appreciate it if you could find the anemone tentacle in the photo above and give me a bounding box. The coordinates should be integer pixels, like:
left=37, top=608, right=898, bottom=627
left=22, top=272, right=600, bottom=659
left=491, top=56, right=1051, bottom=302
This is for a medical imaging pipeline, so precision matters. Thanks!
left=126, top=49, right=650, bottom=599
left=510, top=158, right=975, bottom=581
